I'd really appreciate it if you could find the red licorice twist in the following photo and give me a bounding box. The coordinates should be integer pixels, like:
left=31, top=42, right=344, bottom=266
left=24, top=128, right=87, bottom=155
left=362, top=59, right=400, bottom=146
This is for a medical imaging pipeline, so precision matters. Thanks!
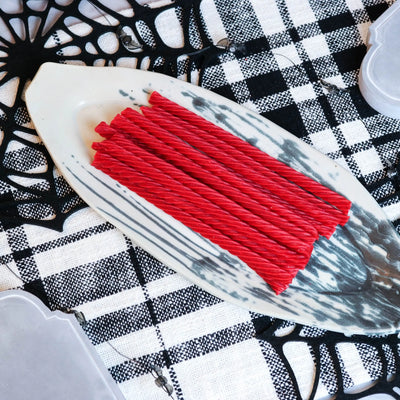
left=92, top=91, right=352, bottom=295
left=92, top=138, right=311, bottom=270
left=141, top=106, right=346, bottom=234
left=149, top=91, right=351, bottom=216
left=92, top=152, right=291, bottom=293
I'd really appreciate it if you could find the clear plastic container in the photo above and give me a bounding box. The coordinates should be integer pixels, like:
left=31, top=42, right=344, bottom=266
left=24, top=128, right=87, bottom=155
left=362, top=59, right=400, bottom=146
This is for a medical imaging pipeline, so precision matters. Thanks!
left=359, top=1, right=400, bottom=119
left=0, top=290, right=126, bottom=400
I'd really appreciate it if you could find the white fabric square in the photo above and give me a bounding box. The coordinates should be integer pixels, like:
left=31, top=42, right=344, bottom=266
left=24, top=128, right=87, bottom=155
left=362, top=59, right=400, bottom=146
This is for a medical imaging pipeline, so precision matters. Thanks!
left=222, top=60, right=245, bottom=84
left=24, top=208, right=106, bottom=246
left=302, top=34, right=331, bottom=60
left=34, top=227, right=127, bottom=277
left=119, top=375, right=162, bottom=400
left=159, top=302, right=251, bottom=348
left=309, top=129, right=340, bottom=153
left=200, top=0, right=228, bottom=44
left=353, top=148, right=384, bottom=175
left=340, top=120, right=370, bottom=146
left=96, top=327, right=161, bottom=369
left=346, top=0, right=364, bottom=11
left=285, top=0, right=316, bottom=26
left=154, top=7, right=184, bottom=48
left=251, top=0, right=286, bottom=35
left=173, top=341, right=280, bottom=400
left=290, top=83, right=316, bottom=103
left=146, top=273, right=192, bottom=298
left=284, top=341, right=330, bottom=399
left=273, top=44, right=301, bottom=69
left=78, top=286, right=146, bottom=320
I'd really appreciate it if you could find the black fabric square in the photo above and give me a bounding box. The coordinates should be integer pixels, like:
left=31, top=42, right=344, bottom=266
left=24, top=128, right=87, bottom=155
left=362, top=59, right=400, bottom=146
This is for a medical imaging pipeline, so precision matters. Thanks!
left=372, top=131, right=400, bottom=148
left=83, top=303, right=153, bottom=345
left=241, top=37, right=271, bottom=55
left=13, top=247, right=33, bottom=261
left=134, top=247, right=174, bottom=284
left=210, top=83, right=237, bottom=102
left=263, top=104, right=306, bottom=138
left=341, top=70, right=360, bottom=88
left=0, top=192, right=20, bottom=230
left=246, top=70, right=287, bottom=98
left=319, top=12, right=355, bottom=33
left=146, top=299, right=159, bottom=325
left=302, top=60, right=319, bottom=82
left=341, top=146, right=353, bottom=158
left=366, top=3, right=389, bottom=21
left=201, top=64, right=228, bottom=90
left=238, top=51, right=277, bottom=79
left=308, top=0, right=349, bottom=19
left=363, top=114, right=400, bottom=138
left=288, top=27, right=301, bottom=43
left=43, top=253, right=140, bottom=308
left=2, top=3, right=400, bottom=400
left=23, top=279, right=49, bottom=307
left=318, top=96, right=338, bottom=127
left=298, top=98, right=331, bottom=133
left=152, top=286, right=221, bottom=323
left=252, top=315, right=273, bottom=336
left=333, top=45, right=366, bottom=73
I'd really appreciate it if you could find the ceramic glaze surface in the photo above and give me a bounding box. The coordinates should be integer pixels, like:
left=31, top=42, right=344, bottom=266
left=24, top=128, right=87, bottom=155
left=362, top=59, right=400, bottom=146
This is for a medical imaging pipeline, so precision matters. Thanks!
left=26, top=63, right=400, bottom=334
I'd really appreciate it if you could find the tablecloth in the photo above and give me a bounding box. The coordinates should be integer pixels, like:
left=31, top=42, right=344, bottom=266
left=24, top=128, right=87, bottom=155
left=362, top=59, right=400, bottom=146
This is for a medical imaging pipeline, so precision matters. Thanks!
left=0, top=0, right=400, bottom=399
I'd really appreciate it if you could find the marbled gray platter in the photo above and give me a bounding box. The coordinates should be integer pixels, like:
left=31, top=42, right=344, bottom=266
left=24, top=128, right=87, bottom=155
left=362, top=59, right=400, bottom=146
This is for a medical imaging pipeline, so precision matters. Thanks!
left=0, top=290, right=125, bottom=400
left=26, top=63, right=400, bottom=335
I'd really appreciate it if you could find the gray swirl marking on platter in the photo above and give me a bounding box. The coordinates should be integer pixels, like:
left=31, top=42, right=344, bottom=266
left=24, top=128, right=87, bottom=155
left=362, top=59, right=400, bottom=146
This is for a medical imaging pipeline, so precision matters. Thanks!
left=59, top=88, right=400, bottom=333
left=66, top=158, right=260, bottom=302
left=181, top=90, right=400, bottom=333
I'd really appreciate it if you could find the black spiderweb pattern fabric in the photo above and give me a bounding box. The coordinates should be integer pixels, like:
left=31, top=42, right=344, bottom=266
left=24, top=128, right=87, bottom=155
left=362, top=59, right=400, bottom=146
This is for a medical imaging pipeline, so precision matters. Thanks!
left=253, top=316, right=400, bottom=400
left=0, top=0, right=227, bottom=231
left=1, top=1, right=400, bottom=399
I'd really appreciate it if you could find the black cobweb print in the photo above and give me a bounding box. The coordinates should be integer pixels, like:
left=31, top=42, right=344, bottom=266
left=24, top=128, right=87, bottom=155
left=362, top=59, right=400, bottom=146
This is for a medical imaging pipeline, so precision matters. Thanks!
left=254, top=316, right=400, bottom=400
left=0, top=0, right=229, bottom=231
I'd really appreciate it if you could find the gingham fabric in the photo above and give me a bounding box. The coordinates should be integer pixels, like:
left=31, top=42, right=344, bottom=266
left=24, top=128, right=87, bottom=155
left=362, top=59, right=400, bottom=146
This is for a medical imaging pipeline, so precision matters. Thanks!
left=1, top=1, right=400, bottom=399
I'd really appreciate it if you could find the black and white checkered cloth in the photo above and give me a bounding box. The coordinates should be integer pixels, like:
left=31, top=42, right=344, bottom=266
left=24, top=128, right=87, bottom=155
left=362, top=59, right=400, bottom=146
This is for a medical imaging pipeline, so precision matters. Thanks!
left=1, top=0, right=400, bottom=399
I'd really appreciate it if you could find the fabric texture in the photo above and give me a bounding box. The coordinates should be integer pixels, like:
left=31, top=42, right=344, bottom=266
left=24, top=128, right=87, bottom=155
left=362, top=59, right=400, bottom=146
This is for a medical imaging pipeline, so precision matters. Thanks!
left=0, top=0, right=400, bottom=399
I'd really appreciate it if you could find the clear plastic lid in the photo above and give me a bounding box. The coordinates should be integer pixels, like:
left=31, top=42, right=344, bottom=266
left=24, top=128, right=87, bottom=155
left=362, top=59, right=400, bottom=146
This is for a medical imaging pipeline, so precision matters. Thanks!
left=359, top=1, right=400, bottom=119
left=0, top=290, right=126, bottom=400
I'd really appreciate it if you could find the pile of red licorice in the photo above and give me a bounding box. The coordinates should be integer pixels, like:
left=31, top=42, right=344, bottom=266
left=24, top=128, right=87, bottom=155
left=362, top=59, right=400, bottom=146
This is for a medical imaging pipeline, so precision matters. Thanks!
left=92, top=91, right=351, bottom=294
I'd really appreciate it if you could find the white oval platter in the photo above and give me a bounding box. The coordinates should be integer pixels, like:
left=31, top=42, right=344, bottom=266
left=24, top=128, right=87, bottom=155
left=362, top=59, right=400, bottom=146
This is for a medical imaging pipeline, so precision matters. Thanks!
left=26, top=62, right=400, bottom=335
